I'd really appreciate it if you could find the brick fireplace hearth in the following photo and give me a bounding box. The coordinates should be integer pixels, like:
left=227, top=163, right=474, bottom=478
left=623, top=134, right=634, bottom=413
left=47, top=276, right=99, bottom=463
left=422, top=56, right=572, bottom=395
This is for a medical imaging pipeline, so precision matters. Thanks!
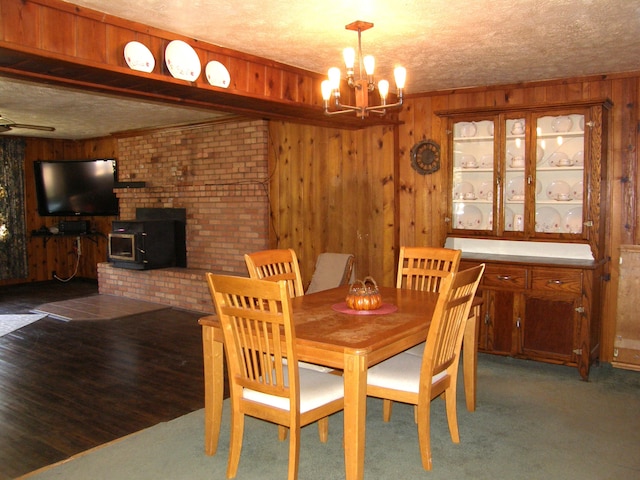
left=98, top=118, right=270, bottom=313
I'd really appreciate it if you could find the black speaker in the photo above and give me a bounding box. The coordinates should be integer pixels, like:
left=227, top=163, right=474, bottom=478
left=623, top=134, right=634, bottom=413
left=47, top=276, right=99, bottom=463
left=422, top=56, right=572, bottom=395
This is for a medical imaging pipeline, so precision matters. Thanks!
left=58, top=220, right=89, bottom=234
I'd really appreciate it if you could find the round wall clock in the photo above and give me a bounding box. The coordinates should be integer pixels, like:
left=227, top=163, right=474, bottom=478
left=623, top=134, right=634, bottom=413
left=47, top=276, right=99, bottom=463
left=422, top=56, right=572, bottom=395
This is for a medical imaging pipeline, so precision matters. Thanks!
left=410, top=139, right=440, bottom=175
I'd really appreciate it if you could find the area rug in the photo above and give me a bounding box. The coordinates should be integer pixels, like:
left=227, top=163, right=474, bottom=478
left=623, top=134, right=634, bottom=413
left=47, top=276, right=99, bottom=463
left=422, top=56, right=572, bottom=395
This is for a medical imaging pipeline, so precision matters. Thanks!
left=31, top=294, right=170, bottom=321
left=0, top=313, right=47, bottom=337
left=17, top=356, right=640, bottom=480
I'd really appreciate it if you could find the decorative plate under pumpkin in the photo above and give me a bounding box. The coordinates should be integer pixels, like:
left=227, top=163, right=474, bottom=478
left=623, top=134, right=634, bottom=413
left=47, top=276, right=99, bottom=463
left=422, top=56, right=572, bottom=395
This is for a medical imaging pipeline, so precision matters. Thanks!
left=345, top=276, right=383, bottom=311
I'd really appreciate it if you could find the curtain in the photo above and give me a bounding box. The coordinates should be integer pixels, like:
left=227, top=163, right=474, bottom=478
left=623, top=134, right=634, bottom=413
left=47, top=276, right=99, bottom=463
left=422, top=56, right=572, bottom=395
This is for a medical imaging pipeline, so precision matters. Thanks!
left=0, top=137, right=28, bottom=280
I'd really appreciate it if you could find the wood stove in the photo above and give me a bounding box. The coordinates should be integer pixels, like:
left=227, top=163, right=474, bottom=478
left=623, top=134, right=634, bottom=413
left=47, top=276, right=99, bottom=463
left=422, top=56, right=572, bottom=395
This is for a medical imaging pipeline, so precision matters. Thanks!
left=108, top=208, right=186, bottom=270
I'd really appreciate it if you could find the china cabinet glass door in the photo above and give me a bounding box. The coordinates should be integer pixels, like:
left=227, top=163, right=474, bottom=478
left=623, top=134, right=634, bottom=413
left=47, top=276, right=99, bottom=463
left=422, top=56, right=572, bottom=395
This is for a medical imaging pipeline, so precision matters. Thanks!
left=504, top=116, right=528, bottom=233
left=451, top=119, right=495, bottom=232
left=533, top=113, right=585, bottom=235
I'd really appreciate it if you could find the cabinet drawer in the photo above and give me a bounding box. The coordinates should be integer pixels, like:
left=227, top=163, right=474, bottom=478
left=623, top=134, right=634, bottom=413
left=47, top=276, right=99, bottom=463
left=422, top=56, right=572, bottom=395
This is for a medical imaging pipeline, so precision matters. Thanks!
left=482, top=265, right=528, bottom=289
left=531, top=267, right=582, bottom=294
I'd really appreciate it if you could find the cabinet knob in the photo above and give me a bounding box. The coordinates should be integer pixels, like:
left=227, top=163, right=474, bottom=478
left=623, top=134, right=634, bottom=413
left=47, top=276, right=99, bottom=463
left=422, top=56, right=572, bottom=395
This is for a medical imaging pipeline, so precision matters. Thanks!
left=497, top=275, right=512, bottom=281
left=547, top=279, right=564, bottom=285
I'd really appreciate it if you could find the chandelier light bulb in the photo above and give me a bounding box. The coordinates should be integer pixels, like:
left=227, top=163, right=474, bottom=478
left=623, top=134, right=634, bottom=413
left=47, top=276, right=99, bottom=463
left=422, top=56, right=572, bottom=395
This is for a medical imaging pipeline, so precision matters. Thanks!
left=394, top=66, right=407, bottom=89
left=328, top=67, right=341, bottom=90
left=321, top=80, right=333, bottom=100
left=363, top=55, right=375, bottom=76
left=378, top=79, right=389, bottom=100
left=343, top=47, right=356, bottom=69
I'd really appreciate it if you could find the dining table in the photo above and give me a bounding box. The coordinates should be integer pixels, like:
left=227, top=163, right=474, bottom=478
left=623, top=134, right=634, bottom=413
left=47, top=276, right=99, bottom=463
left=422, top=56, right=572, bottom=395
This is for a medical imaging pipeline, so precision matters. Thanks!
left=198, top=284, right=479, bottom=480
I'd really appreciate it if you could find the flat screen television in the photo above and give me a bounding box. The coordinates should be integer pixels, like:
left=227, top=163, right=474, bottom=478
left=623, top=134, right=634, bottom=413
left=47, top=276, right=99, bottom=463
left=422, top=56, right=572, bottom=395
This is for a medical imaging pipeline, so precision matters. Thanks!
left=34, top=159, right=119, bottom=216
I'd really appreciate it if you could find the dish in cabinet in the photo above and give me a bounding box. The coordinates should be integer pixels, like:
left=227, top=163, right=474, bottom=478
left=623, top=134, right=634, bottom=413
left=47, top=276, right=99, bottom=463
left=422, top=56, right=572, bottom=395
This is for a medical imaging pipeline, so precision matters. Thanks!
left=563, top=207, right=583, bottom=234
left=459, top=122, right=478, bottom=137
left=551, top=116, right=573, bottom=133
left=454, top=205, right=483, bottom=229
left=535, top=206, right=562, bottom=233
left=546, top=180, right=572, bottom=201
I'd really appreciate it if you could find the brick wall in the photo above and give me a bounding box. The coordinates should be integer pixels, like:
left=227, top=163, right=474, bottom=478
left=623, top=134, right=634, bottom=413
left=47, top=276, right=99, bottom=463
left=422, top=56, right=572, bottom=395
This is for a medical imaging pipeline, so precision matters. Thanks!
left=98, top=119, right=270, bottom=312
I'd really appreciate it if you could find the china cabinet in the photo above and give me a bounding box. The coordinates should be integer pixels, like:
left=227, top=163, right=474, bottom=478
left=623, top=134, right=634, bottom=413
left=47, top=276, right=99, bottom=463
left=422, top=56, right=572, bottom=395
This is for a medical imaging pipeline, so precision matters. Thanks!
left=438, top=100, right=611, bottom=380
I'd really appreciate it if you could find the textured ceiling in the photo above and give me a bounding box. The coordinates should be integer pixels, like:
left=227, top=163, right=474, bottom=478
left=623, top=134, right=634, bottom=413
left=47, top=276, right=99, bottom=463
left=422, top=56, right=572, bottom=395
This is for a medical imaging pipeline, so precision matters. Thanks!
left=1, top=0, right=640, bottom=139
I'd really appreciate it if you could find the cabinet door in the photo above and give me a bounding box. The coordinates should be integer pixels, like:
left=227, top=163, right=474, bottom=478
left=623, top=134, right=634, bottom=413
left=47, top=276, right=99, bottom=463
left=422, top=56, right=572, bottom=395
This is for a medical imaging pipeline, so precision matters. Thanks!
left=521, top=293, right=579, bottom=363
left=533, top=111, right=586, bottom=238
left=481, top=289, right=518, bottom=355
left=503, top=115, right=529, bottom=234
left=450, top=118, right=496, bottom=233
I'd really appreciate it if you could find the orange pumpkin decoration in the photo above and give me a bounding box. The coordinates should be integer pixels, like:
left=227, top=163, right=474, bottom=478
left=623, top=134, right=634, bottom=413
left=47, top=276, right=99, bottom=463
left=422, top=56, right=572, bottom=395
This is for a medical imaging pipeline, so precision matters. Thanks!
left=345, top=276, right=383, bottom=311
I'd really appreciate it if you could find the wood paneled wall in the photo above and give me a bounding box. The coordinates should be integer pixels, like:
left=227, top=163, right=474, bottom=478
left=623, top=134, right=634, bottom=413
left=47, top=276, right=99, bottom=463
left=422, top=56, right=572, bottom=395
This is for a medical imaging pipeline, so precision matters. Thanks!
left=0, top=136, right=118, bottom=286
left=267, top=121, right=398, bottom=286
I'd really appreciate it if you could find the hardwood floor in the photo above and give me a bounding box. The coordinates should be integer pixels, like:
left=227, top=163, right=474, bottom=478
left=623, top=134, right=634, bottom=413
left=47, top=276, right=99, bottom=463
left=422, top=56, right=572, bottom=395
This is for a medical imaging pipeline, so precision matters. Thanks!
left=0, top=280, right=212, bottom=480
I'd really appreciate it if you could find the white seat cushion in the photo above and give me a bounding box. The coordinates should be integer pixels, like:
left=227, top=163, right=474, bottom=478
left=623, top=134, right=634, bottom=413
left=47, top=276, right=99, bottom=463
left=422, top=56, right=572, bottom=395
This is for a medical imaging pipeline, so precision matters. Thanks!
left=367, top=352, right=446, bottom=393
left=404, top=341, right=425, bottom=357
left=243, top=366, right=344, bottom=413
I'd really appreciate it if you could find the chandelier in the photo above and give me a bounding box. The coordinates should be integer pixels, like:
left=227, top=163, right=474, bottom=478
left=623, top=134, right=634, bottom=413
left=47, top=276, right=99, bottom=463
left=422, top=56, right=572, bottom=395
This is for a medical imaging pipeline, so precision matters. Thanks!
left=321, top=21, right=406, bottom=118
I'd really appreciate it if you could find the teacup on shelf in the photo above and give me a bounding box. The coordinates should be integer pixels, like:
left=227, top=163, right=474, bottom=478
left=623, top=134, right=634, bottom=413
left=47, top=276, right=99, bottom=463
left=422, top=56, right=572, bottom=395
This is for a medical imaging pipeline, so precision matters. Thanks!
left=555, top=193, right=572, bottom=201
left=556, top=158, right=574, bottom=167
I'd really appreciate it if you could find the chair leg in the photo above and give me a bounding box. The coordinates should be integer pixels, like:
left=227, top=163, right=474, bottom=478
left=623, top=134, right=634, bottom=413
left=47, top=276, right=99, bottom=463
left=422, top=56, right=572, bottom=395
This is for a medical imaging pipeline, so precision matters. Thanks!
left=383, top=399, right=393, bottom=422
left=317, top=416, right=329, bottom=443
left=227, top=411, right=245, bottom=478
left=287, top=424, right=301, bottom=480
left=278, top=425, right=288, bottom=441
left=416, top=402, right=433, bottom=471
left=444, top=386, right=460, bottom=443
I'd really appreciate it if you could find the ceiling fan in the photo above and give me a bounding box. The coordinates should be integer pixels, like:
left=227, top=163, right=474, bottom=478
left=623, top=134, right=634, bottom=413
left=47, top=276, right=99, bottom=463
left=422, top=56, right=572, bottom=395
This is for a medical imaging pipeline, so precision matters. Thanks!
left=0, top=115, right=55, bottom=133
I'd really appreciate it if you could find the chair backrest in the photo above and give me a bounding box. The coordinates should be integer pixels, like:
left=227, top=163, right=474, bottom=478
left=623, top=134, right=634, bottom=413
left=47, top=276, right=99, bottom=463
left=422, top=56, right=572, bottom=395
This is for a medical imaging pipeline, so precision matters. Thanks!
left=396, top=246, right=462, bottom=293
left=422, top=264, right=485, bottom=383
left=305, top=253, right=355, bottom=294
left=206, top=273, right=299, bottom=406
left=244, top=248, right=305, bottom=298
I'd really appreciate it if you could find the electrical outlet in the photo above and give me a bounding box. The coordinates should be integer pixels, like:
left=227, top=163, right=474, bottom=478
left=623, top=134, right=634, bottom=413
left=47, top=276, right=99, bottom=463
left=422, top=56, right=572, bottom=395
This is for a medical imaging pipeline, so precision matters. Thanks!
left=76, top=236, right=82, bottom=256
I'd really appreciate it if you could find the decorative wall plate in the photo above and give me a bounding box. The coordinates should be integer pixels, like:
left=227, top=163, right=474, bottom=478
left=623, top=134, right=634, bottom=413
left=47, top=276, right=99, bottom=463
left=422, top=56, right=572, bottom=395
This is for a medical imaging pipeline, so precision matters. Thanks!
left=410, top=140, right=440, bottom=175
left=124, top=41, right=155, bottom=73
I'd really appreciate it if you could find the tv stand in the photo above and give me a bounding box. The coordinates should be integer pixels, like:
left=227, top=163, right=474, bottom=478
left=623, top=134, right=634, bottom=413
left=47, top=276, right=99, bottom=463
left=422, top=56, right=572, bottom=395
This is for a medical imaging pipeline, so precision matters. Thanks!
left=31, top=229, right=105, bottom=246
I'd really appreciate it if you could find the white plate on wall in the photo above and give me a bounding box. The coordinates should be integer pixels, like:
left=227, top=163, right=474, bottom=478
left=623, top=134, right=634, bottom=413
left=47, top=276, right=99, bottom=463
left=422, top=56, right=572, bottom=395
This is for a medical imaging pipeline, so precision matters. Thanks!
left=206, top=61, right=231, bottom=88
left=124, top=41, right=155, bottom=73
left=165, top=40, right=201, bottom=81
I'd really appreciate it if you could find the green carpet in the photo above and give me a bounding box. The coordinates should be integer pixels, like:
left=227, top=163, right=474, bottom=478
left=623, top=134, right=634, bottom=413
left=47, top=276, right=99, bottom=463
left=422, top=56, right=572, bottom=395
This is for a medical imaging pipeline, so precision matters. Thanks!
left=20, top=355, right=640, bottom=479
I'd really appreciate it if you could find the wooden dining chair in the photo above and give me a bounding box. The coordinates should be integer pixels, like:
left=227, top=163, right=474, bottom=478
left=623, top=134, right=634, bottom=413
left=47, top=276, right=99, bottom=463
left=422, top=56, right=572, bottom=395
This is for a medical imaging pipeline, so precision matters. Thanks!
left=366, top=264, right=485, bottom=471
left=206, top=274, right=345, bottom=480
left=245, top=248, right=333, bottom=373
left=396, top=246, right=461, bottom=360
left=244, top=248, right=305, bottom=298
left=396, top=245, right=462, bottom=292
left=305, top=253, right=355, bottom=294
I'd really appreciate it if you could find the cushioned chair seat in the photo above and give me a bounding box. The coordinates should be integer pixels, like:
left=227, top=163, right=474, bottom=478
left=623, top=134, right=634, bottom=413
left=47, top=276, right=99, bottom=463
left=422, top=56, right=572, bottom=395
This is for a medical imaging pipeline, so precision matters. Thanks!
left=367, top=352, right=446, bottom=393
left=244, top=365, right=344, bottom=412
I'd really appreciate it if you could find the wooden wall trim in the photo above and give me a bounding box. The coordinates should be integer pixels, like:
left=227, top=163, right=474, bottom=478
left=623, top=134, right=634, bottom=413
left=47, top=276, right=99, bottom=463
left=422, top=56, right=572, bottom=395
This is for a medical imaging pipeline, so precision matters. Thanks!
left=0, top=0, right=397, bottom=129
